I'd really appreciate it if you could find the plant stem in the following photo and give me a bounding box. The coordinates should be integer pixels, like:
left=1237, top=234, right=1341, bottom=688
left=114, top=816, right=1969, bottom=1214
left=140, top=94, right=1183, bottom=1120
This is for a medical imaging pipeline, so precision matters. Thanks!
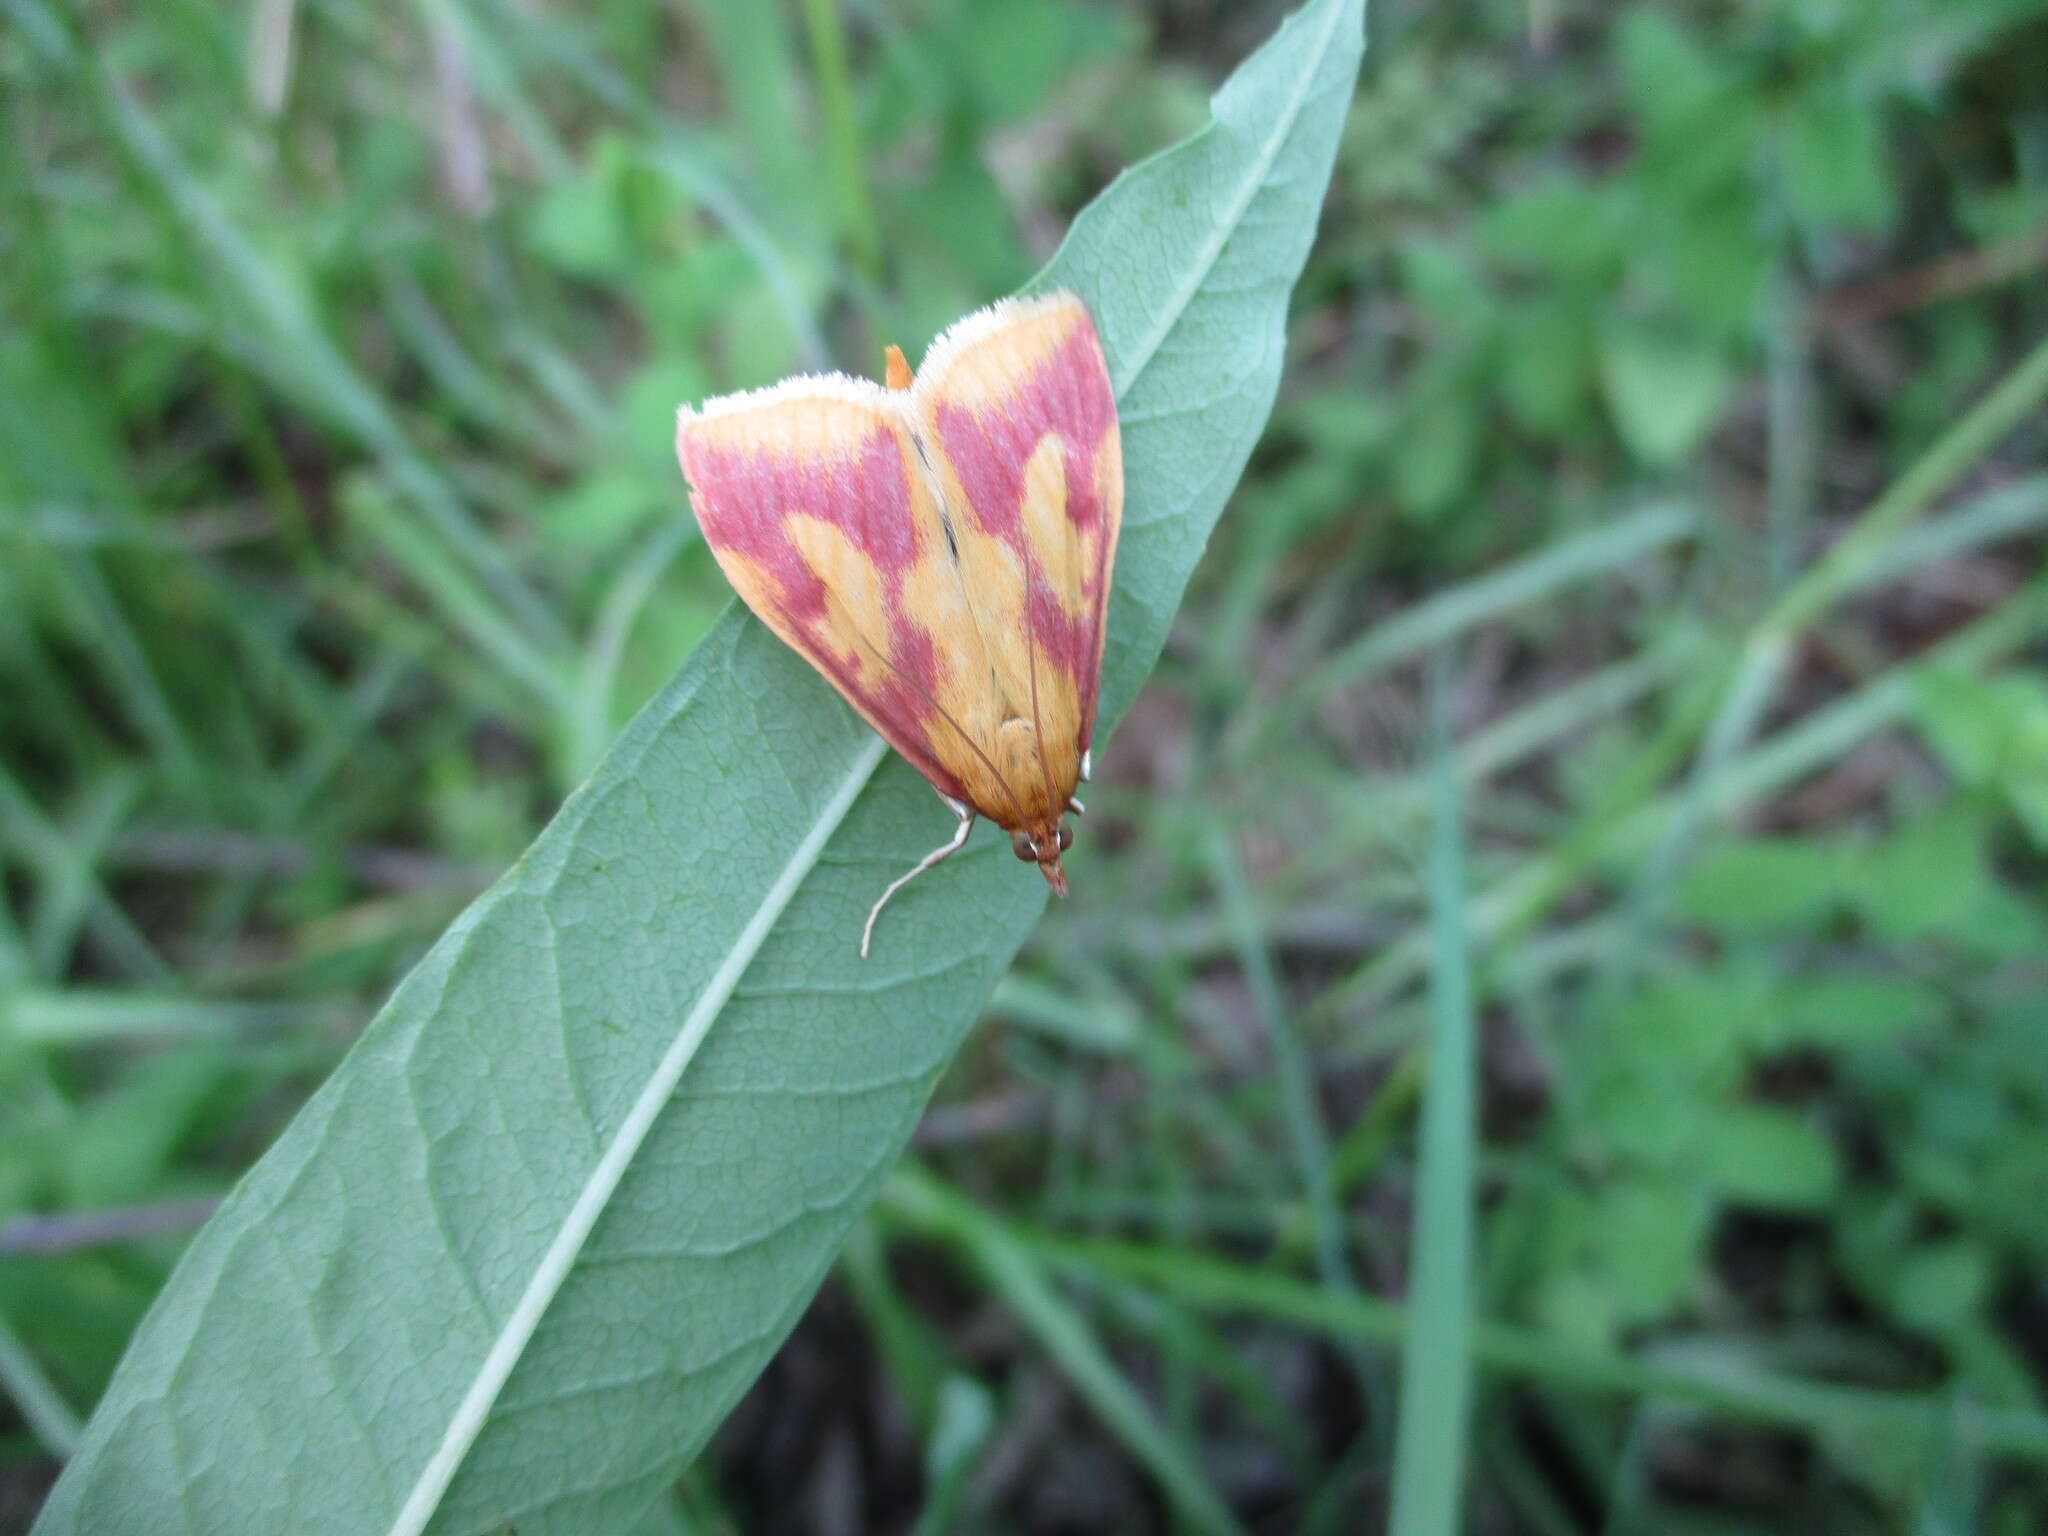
left=1387, top=654, right=1478, bottom=1536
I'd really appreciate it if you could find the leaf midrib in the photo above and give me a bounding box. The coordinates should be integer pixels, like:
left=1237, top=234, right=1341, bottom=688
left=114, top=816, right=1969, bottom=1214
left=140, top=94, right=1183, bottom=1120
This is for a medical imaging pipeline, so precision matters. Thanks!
left=385, top=734, right=887, bottom=1536
left=1103, top=0, right=1349, bottom=400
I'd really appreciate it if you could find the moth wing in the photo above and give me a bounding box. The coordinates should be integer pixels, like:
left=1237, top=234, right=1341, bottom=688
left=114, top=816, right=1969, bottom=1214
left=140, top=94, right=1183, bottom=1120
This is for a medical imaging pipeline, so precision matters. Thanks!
left=676, top=377, right=1011, bottom=815
left=909, top=292, right=1122, bottom=822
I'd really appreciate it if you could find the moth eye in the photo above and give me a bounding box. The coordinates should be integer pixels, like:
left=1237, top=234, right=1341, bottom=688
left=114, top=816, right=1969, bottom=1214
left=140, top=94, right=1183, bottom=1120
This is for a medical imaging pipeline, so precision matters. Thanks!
left=1057, top=822, right=1074, bottom=851
left=1012, top=832, right=1037, bottom=862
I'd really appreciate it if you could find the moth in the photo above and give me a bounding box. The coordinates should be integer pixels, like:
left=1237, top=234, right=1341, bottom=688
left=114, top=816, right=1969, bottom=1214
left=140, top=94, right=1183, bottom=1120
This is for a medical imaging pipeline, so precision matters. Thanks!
left=675, top=291, right=1122, bottom=955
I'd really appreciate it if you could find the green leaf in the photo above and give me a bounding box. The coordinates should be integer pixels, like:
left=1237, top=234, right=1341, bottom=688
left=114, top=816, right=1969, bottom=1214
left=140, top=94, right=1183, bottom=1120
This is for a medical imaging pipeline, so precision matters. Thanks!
left=1591, top=1178, right=1710, bottom=1320
left=1394, top=384, right=1482, bottom=520
left=1478, top=180, right=1619, bottom=280
left=1616, top=11, right=1719, bottom=145
left=1499, top=298, right=1595, bottom=439
left=1912, top=667, right=2048, bottom=847
left=525, top=160, right=633, bottom=278
left=1853, top=802, right=2042, bottom=951
left=1676, top=835, right=1845, bottom=934
left=1885, top=1240, right=1990, bottom=1337
left=33, top=2, right=1366, bottom=1533
left=537, top=469, right=666, bottom=556
left=1765, top=973, right=1944, bottom=1050
left=57, top=1048, right=229, bottom=1209
left=1779, top=80, right=1895, bottom=234
left=1599, top=318, right=1732, bottom=465
left=1695, top=1105, right=1839, bottom=1212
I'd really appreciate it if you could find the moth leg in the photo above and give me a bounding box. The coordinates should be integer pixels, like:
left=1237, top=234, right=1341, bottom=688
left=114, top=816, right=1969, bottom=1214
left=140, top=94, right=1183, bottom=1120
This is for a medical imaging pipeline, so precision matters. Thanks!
left=1080, top=749, right=1093, bottom=783
left=1068, top=796, right=1085, bottom=815
left=862, top=795, right=975, bottom=958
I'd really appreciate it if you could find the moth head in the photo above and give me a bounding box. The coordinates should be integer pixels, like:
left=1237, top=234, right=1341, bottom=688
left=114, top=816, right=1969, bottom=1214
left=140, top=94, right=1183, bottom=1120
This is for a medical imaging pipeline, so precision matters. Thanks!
left=1011, top=821, right=1074, bottom=896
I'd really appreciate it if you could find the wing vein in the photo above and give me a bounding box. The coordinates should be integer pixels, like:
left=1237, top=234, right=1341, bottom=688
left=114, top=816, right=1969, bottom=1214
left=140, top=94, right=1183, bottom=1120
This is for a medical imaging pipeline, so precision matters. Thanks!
left=1019, top=534, right=1060, bottom=828
left=849, top=628, right=1028, bottom=829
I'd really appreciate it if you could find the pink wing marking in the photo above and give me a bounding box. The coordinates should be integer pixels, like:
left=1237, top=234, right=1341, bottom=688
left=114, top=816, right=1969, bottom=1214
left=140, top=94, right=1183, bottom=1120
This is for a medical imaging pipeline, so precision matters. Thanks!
left=929, top=315, right=1118, bottom=725
left=679, top=418, right=971, bottom=803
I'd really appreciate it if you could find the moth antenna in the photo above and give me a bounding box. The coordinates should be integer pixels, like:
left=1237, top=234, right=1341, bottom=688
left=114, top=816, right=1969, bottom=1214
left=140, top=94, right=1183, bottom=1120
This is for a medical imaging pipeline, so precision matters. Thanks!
left=862, top=801, right=974, bottom=957
left=883, top=345, right=913, bottom=391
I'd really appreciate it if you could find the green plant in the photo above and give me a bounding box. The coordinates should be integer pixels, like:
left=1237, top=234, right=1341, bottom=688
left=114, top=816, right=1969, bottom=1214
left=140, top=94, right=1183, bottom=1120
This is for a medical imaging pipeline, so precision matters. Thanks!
left=26, top=3, right=1364, bottom=1531
left=10, top=0, right=2048, bottom=1528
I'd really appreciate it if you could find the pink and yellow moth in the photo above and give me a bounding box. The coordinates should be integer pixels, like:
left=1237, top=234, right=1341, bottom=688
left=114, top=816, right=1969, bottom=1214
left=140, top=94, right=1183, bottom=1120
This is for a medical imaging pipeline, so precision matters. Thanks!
left=675, top=292, right=1123, bottom=954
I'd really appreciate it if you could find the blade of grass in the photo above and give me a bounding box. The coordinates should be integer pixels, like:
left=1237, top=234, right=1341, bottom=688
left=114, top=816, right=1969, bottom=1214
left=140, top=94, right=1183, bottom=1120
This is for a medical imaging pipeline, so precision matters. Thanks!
left=1204, top=825, right=1352, bottom=1292
left=1600, top=629, right=1783, bottom=995
left=909, top=1376, right=996, bottom=1536
left=987, top=971, right=1141, bottom=1055
left=0, top=607, right=122, bottom=773
left=1242, top=501, right=1698, bottom=753
left=1861, top=472, right=2048, bottom=581
left=0, top=874, right=27, bottom=987
left=885, top=1163, right=1248, bottom=1536
left=797, top=0, right=882, bottom=281
left=1766, top=271, right=1818, bottom=589
left=1688, top=582, right=2048, bottom=817
left=1095, top=1281, right=1321, bottom=1483
left=246, top=0, right=297, bottom=115
left=1767, top=330, right=2048, bottom=639
left=1329, top=1046, right=1424, bottom=1196
left=1300, top=637, right=1698, bottom=887
left=642, top=142, right=832, bottom=370
left=1316, top=574, right=2048, bottom=1017
left=424, top=0, right=572, bottom=180
left=1042, top=1186, right=1297, bottom=1245
left=1301, top=334, right=2048, bottom=1023
left=2, top=989, right=331, bottom=1047
left=1387, top=652, right=1477, bottom=1536
left=0, top=1200, right=223, bottom=1257
left=1306, top=333, right=2048, bottom=1023
left=375, top=262, right=540, bottom=442
left=56, top=549, right=200, bottom=788
left=340, top=475, right=567, bottom=715
left=0, top=1308, right=82, bottom=1461
left=0, top=769, right=168, bottom=983
left=1033, top=1235, right=2048, bottom=1464
left=468, top=0, right=834, bottom=370
left=1204, top=820, right=1388, bottom=1494
left=193, top=646, right=413, bottom=956
left=692, top=0, right=813, bottom=217
left=11, top=1, right=572, bottom=669
left=840, top=1219, right=955, bottom=1431
left=314, top=572, right=538, bottom=725
left=1608, top=337, right=2048, bottom=990
left=571, top=522, right=694, bottom=780
left=1628, top=325, right=2048, bottom=899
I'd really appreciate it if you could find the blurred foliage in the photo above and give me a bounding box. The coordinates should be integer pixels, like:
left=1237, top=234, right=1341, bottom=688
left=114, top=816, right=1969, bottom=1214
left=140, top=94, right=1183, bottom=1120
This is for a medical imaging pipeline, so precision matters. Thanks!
left=5, top=0, right=2048, bottom=1529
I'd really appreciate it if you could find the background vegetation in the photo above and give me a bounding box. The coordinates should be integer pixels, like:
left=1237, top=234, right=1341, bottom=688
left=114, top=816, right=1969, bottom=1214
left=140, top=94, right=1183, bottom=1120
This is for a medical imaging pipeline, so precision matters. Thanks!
left=5, top=0, right=2048, bottom=1530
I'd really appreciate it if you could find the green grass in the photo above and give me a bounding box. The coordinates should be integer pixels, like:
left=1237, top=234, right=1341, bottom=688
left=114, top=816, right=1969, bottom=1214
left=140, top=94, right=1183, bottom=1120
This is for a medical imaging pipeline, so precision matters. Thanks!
left=1386, top=660, right=1478, bottom=1536
left=7, top=0, right=2048, bottom=1528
